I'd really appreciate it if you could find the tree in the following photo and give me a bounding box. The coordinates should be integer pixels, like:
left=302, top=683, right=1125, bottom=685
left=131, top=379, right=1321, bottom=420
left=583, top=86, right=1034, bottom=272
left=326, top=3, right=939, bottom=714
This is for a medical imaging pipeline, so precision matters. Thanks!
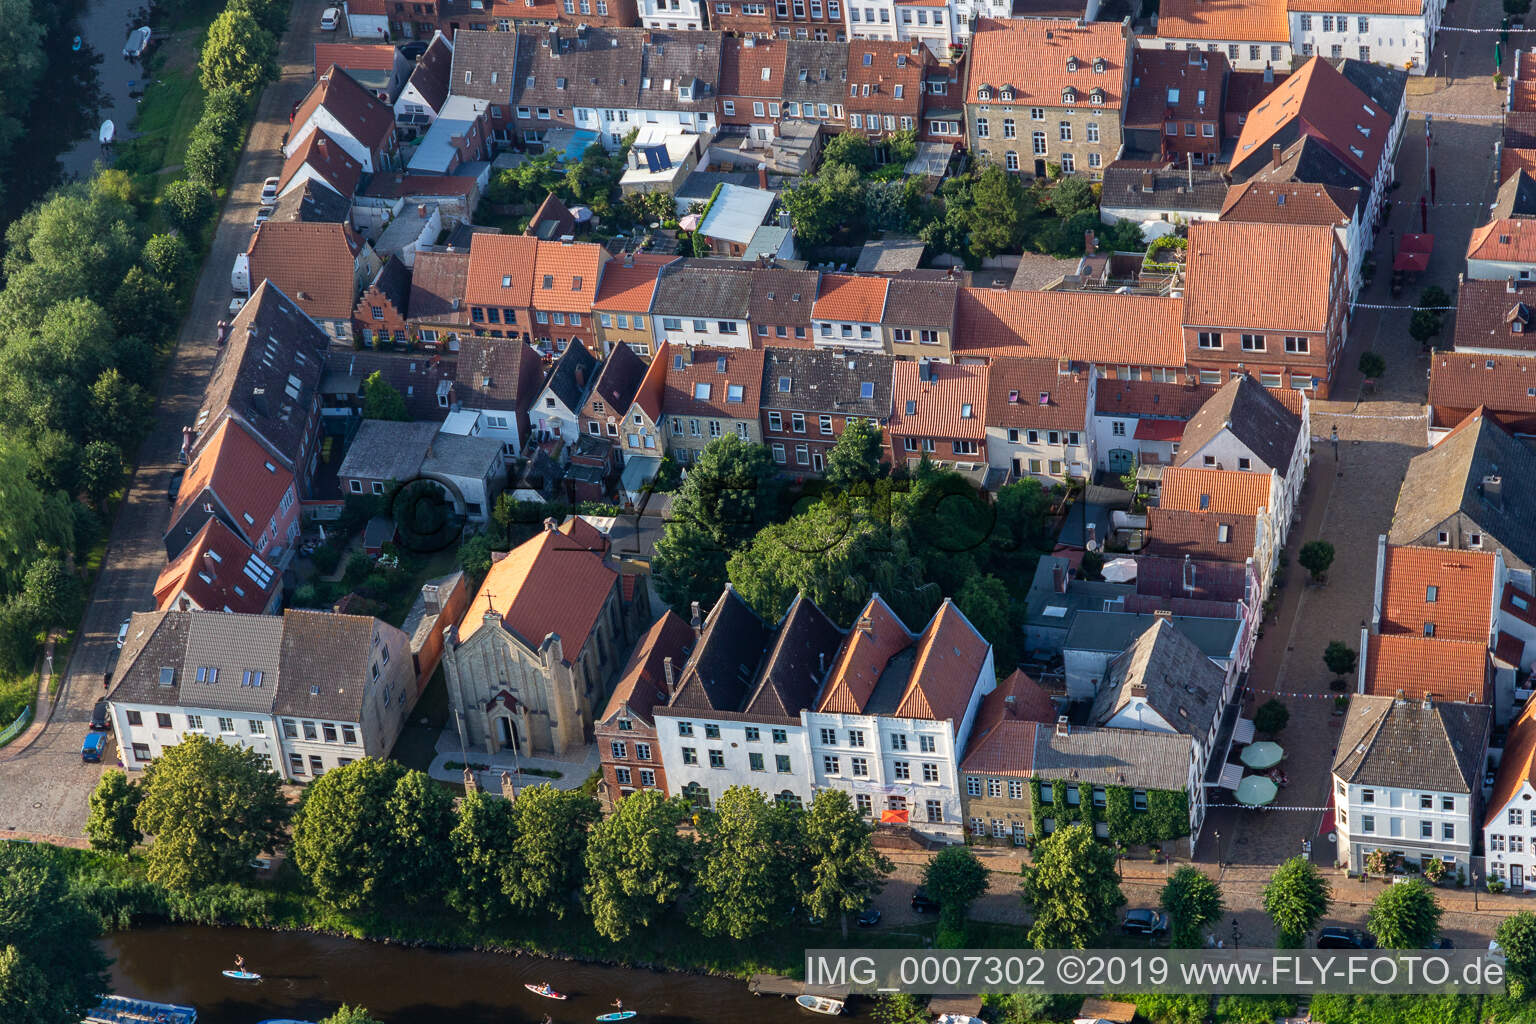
left=18, top=558, right=82, bottom=629
left=0, top=841, right=112, bottom=1024
left=871, top=993, right=929, bottom=1024
left=161, top=179, right=215, bottom=234
left=781, top=161, right=865, bottom=248
left=1019, top=824, right=1125, bottom=949
left=824, top=417, right=888, bottom=489
left=1298, top=540, right=1335, bottom=583
left=1159, top=866, right=1224, bottom=948
left=319, top=1007, right=384, bottom=1024
left=820, top=131, right=877, bottom=171
left=183, top=131, right=235, bottom=191
left=922, top=845, right=989, bottom=935
left=200, top=7, right=277, bottom=96
left=1254, top=698, right=1290, bottom=737
left=142, top=233, right=194, bottom=287
left=1495, top=911, right=1536, bottom=999
left=504, top=784, right=601, bottom=919
left=955, top=574, right=1019, bottom=672
left=78, top=440, right=124, bottom=508
left=134, top=733, right=287, bottom=892
left=1049, top=176, right=1097, bottom=219
left=85, top=769, right=142, bottom=855
left=1323, top=640, right=1357, bottom=680
left=362, top=370, right=411, bottom=421
left=1101, top=218, right=1146, bottom=253
left=692, top=786, right=804, bottom=940
left=0, top=441, right=75, bottom=592
left=802, top=789, right=893, bottom=938
left=967, top=164, right=1026, bottom=259
left=292, top=759, right=454, bottom=909
left=1367, top=878, right=1442, bottom=948
left=1358, top=351, right=1386, bottom=379
left=447, top=790, right=518, bottom=924
left=583, top=789, right=694, bottom=942
left=87, top=369, right=154, bottom=452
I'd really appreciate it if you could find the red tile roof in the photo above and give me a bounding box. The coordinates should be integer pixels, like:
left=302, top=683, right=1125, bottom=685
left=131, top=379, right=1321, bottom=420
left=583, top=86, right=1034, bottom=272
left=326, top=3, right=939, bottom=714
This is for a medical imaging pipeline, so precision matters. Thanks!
left=1364, top=634, right=1490, bottom=704
left=889, top=360, right=987, bottom=441
left=246, top=221, right=365, bottom=320
left=1144, top=506, right=1258, bottom=562
left=1185, top=220, right=1338, bottom=333
left=896, top=600, right=991, bottom=723
left=171, top=418, right=296, bottom=548
left=719, top=36, right=786, bottom=100
left=1428, top=350, right=1536, bottom=434
left=1288, top=0, right=1419, bottom=12
left=598, top=610, right=696, bottom=725
left=1135, top=418, right=1185, bottom=441
left=1468, top=218, right=1536, bottom=264
left=632, top=340, right=670, bottom=422
left=278, top=128, right=364, bottom=197
left=459, top=521, right=619, bottom=654
left=594, top=253, right=675, bottom=311
left=954, top=287, right=1187, bottom=367
left=1159, top=466, right=1271, bottom=515
left=295, top=64, right=397, bottom=153
left=966, top=17, right=1128, bottom=109
left=662, top=346, right=766, bottom=420
left=1488, top=696, right=1536, bottom=824
left=1232, top=58, right=1388, bottom=182
left=985, top=356, right=1090, bottom=431
left=1124, top=49, right=1228, bottom=132
left=465, top=234, right=538, bottom=309
left=153, top=518, right=278, bottom=615
left=1156, top=0, right=1290, bottom=40
left=1095, top=379, right=1218, bottom=417
left=314, top=42, right=398, bottom=77
left=1220, top=180, right=1359, bottom=226
left=960, top=670, right=1054, bottom=777
left=812, top=273, right=889, bottom=323
left=1501, top=148, right=1536, bottom=182
left=1378, top=546, right=1496, bottom=644
left=532, top=240, right=607, bottom=313
left=818, top=595, right=912, bottom=714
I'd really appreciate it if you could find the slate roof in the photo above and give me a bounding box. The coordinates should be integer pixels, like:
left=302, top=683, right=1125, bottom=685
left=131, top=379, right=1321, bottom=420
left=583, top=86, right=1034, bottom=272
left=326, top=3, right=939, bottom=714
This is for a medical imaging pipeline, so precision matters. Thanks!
left=881, top=277, right=958, bottom=330
left=1174, top=374, right=1302, bottom=473
left=759, top=347, right=894, bottom=418
left=542, top=339, right=598, bottom=411
left=782, top=40, right=849, bottom=107
left=270, top=178, right=353, bottom=223
left=1334, top=57, right=1407, bottom=119
left=743, top=594, right=844, bottom=722
left=337, top=419, right=440, bottom=481
left=333, top=349, right=457, bottom=421
left=196, top=281, right=328, bottom=468
left=111, top=611, right=285, bottom=713
left=153, top=518, right=278, bottom=616
left=598, top=610, right=696, bottom=726
left=960, top=669, right=1057, bottom=778
left=450, top=29, right=519, bottom=104
left=1427, top=351, right=1536, bottom=435
left=408, top=247, right=472, bottom=325
left=1031, top=722, right=1192, bottom=791
left=663, top=586, right=770, bottom=714
left=246, top=221, right=366, bottom=321
left=966, top=17, right=1128, bottom=108
left=1491, top=169, right=1536, bottom=219
left=953, top=287, right=1187, bottom=366
left=1093, top=617, right=1225, bottom=741
left=662, top=346, right=766, bottom=419
left=985, top=356, right=1090, bottom=432
left=1249, top=135, right=1369, bottom=195
left=275, top=609, right=393, bottom=722
left=1333, top=695, right=1490, bottom=795
left=584, top=341, right=648, bottom=419
left=1451, top=279, right=1536, bottom=354
left=296, top=64, right=396, bottom=153
left=405, top=32, right=454, bottom=112
left=455, top=335, right=545, bottom=408
left=1099, top=163, right=1230, bottom=215
left=640, top=31, right=724, bottom=113
left=651, top=258, right=753, bottom=318
left=1389, top=411, right=1536, bottom=568
left=514, top=27, right=645, bottom=112
left=459, top=520, right=619, bottom=654
left=1363, top=634, right=1490, bottom=704
left=1155, top=0, right=1288, bottom=42
left=1133, top=555, right=1250, bottom=605
left=888, top=360, right=987, bottom=440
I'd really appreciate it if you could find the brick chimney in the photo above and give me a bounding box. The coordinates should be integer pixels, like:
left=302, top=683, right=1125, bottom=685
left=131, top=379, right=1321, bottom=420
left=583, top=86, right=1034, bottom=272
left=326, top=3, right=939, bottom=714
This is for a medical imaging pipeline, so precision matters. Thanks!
left=663, top=655, right=677, bottom=693
left=1055, top=715, right=1069, bottom=737
left=690, top=600, right=703, bottom=638
left=757, top=162, right=769, bottom=190
left=1052, top=563, right=1067, bottom=593
left=1271, top=143, right=1281, bottom=169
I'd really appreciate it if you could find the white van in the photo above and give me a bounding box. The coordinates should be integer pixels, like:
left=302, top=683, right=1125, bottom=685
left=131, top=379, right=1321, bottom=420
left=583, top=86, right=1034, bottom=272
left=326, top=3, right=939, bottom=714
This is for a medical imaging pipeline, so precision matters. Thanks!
left=231, top=253, right=250, bottom=294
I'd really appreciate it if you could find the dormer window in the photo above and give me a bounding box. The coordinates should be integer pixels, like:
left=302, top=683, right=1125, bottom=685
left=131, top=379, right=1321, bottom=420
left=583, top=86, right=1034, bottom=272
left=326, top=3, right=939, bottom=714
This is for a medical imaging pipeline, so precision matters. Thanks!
left=999, top=85, right=1014, bottom=101
left=977, top=84, right=992, bottom=101
left=1093, top=57, right=1107, bottom=73
left=1061, top=87, right=1076, bottom=104
left=1090, top=88, right=1105, bottom=105
left=1066, top=56, right=1079, bottom=72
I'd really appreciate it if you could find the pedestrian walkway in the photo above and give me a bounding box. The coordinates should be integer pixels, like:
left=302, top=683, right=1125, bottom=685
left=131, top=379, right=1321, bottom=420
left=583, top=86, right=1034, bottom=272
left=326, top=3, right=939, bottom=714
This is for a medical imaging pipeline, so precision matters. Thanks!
left=427, top=726, right=599, bottom=793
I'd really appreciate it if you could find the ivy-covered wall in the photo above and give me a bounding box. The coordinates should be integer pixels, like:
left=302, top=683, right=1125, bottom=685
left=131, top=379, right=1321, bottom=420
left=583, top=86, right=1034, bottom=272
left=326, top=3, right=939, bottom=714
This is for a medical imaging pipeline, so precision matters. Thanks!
left=1028, top=778, right=1189, bottom=845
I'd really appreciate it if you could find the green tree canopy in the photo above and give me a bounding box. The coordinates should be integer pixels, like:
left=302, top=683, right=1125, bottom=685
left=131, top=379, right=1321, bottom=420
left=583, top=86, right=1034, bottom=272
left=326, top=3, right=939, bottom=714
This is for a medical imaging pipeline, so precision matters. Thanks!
left=161, top=179, right=216, bottom=234
left=362, top=370, right=411, bottom=421
left=134, top=733, right=288, bottom=892
left=922, top=845, right=990, bottom=934
left=85, top=769, right=142, bottom=855
left=447, top=790, right=519, bottom=924
left=821, top=132, right=877, bottom=171
left=1262, top=856, right=1331, bottom=948
left=1298, top=540, right=1335, bottom=582
left=0, top=441, right=75, bottom=591
left=955, top=574, right=1019, bottom=672
left=142, top=233, right=194, bottom=286
left=1020, top=823, right=1125, bottom=949
left=319, top=1006, right=384, bottom=1024
left=78, top=440, right=124, bottom=508
left=583, top=789, right=694, bottom=941
left=1159, top=866, right=1224, bottom=948
left=824, top=417, right=888, bottom=489
left=802, top=789, right=893, bottom=938
left=967, top=164, right=1027, bottom=259
left=504, top=783, right=601, bottom=918
left=17, top=558, right=82, bottom=629
left=0, top=841, right=112, bottom=1024
left=86, top=369, right=153, bottom=452
left=1496, top=911, right=1536, bottom=999
left=692, top=785, right=805, bottom=940
left=1367, top=878, right=1442, bottom=949
left=1254, top=698, right=1290, bottom=737
left=781, top=162, right=865, bottom=248
left=1323, top=640, right=1357, bottom=678
left=199, top=7, right=277, bottom=96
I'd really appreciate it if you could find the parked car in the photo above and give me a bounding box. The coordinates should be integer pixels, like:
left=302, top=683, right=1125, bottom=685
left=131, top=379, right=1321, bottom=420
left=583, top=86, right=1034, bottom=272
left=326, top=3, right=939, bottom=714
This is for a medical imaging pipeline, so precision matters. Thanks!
left=856, top=905, right=882, bottom=928
left=81, top=731, right=107, bottom=763
left=260, top=176, right=280, bottom=203
left=1317, top=927, right=1375, bottom=949
left=1121, top=909, right=1168, bottom=936
left=115, top=618, right=131, bottom=649
left=320, top=6, right=341, bottom=29
left=253, top=206, right=272, bottom=228
left=910, top=889, right=939, bottom=914
left=167, top=469, right=183, bottom=505
left=90, top=699, right=110, bottom=730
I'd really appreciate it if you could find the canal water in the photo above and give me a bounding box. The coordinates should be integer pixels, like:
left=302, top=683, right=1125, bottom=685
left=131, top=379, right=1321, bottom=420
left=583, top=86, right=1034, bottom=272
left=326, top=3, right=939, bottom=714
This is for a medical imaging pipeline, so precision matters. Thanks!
left=103, top=925, right=854, bottom=1024
left=59, top=0, right=151, bottom=182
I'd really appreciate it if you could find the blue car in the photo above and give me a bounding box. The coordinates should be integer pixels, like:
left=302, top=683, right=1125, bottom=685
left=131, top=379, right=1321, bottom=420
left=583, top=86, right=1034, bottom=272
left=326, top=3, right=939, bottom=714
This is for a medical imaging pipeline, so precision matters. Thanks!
left=81, top=731, right=107, bottom=763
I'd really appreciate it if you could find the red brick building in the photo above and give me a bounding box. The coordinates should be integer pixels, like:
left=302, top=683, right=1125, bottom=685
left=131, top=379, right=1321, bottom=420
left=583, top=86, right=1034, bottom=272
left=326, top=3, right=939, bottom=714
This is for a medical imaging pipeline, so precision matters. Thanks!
left=594, top=610, right=696, bottom=808
left=845, top=39, right=930, bottom=137
left=354, top=259, right=412, bottom=347
left=759, top=347, right=894, bottom=475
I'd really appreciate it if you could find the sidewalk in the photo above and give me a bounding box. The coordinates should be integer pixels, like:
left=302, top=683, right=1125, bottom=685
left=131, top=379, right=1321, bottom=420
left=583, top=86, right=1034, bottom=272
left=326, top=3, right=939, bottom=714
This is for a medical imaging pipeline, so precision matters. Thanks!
left=427, top=726, right=599, bottom=793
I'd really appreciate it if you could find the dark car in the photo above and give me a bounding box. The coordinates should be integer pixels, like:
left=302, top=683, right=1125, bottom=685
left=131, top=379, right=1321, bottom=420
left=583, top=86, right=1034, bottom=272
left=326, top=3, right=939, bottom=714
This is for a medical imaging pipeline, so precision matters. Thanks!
left=1121, top=909, right=1168, bottom=936
left=857, top=906, right=882, bottom=927
left=400, top=40, right=428, bottom=61
left=167, top=469, right=183, bottom=504
left=90, top=699, right=110, bottom=730
left=1428, top=937, right=1454, bottom=950
left=910, top=889, right=939, bottom=914
left=1318, top=927, right=1375, bottom=949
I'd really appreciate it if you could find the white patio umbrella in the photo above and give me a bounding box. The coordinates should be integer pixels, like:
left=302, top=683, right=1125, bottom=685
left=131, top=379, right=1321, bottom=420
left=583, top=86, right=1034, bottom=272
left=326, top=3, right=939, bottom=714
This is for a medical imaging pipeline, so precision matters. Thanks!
left=1100, top=557, right=1138, bottom=583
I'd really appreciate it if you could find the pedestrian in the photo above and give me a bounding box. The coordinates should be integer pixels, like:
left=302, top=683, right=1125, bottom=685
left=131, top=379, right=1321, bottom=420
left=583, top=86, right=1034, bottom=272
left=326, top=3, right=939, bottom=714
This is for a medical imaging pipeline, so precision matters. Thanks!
left=1330, top=424, right=1339, bottom=461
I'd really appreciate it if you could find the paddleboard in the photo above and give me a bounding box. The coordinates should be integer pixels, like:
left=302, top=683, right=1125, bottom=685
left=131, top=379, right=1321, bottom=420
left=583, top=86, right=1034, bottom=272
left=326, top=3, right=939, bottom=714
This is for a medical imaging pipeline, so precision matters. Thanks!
left=597, top=1012, right=638, bottom=1021
left=222, top=969, right=262, bottom=980
left=72, top=36, right=82, bottom=51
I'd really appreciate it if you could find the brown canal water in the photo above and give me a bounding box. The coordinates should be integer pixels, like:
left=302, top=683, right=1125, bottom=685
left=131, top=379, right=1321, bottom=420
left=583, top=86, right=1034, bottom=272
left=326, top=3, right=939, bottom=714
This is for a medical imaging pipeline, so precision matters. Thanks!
left=102, top=925, right=862, bottom=1024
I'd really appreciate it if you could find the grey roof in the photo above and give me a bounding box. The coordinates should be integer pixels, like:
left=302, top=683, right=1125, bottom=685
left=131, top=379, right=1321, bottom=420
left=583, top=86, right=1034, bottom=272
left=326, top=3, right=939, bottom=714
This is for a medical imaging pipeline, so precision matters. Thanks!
left=270, top=180, right=352, bottom=223
left=338, top=349, right=458, bottom=421
left=1093, top=618, right=1225, bottom=741
left=1023, top=555, right=1134, bottom=630
left=1389, top=412, right=1536, bottom=568
left=585, top=341, right=647, bottom=419
left=676, top=170, right=756, bottom=203
left=1174, top=374, right=1302, bottom=474
left=196, top=281, right=329, bottom=469
left=742, top=224, right=792, bottom=260
left=748, top=266, right=819, bottom=327
left=1492, top=169, right=1536, bottom=219
left=759, top=347, right=895, bottom=419
left=698, top=184, right=776, bottom=245
left=856, top=236, right=925, bottom=274
left=782, top=40, right=849, bottom=107
left=743, top=593, right=843, bottom=722
left=275, top=609, right=395, bottom=721
left=1064, top=611, right=1240, bottom=659
left=881, top=276, right=958, bottom=330
left=542, top=339, right=598, bottom=411
left=450, top=29, right=518, bottom=104
left=421, top=430, right=504, bottom=478
left=651, top=258, right=752, bottom=318
left=1333, top=695, right=1490, bottom=795
left=1252, top=136, right=1369, bottom=196
left=662, top=586, right=769, bottom=714
left=514, top=27, right=645, bottom=113
left=639, top=31, right=723, bottom=113
left=1334, top=58, right=1407, bottom=122
left=110, top=611, right=283, bottom=714
left=338, top=419, right=439, bottom=480
left=1100, top=163, right=1230, bottom=214
left=406, top=32, right=454, bottom=113
left=1031, top=723, right=1192, bottom=792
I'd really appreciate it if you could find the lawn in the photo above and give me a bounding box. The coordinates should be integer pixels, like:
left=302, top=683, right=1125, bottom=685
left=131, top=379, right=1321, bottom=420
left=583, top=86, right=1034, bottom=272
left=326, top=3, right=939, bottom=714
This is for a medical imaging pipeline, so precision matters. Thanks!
left=0, top=667, right=36, bottom=738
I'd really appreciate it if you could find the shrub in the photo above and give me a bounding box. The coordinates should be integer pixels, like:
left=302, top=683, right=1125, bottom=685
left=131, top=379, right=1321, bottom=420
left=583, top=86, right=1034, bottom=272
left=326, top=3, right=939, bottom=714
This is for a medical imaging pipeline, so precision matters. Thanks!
left=184, top=131, right=234, bottom=189
left=161, top=179, right=215, bottom=233
left=1358, top=351, right=1386, bottom=378
left=309, top=544, right=341, bottom=575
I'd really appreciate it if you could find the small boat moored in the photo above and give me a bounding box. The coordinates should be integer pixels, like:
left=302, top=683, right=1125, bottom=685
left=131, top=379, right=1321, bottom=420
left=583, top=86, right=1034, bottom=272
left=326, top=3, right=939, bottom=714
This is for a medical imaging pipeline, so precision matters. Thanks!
left=98, top=120, right=114, bottom=144
left=796, top=994, right=845, bottom=1016
left=72, top=35, right=82, bottom=50
left=122, top=25, right=151, bottom=57
left=525, top=982, right=568, bottom=1000
left=256, top=1019, right=319, bottom=1023
left=83, top=994, right=197, bottom=1024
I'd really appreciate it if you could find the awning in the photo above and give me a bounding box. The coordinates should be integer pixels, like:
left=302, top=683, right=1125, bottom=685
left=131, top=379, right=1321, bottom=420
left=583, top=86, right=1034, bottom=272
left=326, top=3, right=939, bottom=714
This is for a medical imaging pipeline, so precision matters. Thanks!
left=1217, top=761, right=1245, bottom=790
left=1232, top=716, right=1255, bottom=745
left=1134, top=418, right=1184, bottom=442
left=1394, top=232, right=1433, bottom=271
left=880, top=808, right=909, bottom=824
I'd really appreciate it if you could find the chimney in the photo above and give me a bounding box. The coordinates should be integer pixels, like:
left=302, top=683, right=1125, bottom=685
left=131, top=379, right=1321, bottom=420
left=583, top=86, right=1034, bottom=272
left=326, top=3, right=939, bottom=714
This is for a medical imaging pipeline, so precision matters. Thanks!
left=1421, top=693, right=1434, bottom=710
left=1052, top=563, right=1067, bottom=593
left=1483, top=474, right=1504, bottom=508
left=1004, top=694, right=1017, bottom=708
left=1084, top=230, right=1096, bottom=255
left=543, top=516, right=558, bottom=532
left=1130, top=682, right=1148, bottom=698
left=757, top=162, right=769, bottom=190
left=663, top=656, right=677, bottom=693
left=422, top=583, right=440, bottom=614
left=690, top=600, right=703, bottom=638
left=417, top=204, right=427, bottom=218
left=1055, top=715, right=1069, bottom=737
left=318, top=136, right=328, bottom=153
left=1270, top=143, right=1282, bottom=169
left=857, top=615, right=874, bottom=635
left=623, top=252, right=634, bottom=268
left=1509, top=276, right=1519, bottom=294
left=818, top=651, right=826, bottom=675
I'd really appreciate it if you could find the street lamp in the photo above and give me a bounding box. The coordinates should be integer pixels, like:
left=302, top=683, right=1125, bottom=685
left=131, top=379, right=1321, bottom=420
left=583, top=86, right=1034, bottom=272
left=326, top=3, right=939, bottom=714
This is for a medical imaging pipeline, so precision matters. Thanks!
left=1213, top=829, right=1222, bottom=869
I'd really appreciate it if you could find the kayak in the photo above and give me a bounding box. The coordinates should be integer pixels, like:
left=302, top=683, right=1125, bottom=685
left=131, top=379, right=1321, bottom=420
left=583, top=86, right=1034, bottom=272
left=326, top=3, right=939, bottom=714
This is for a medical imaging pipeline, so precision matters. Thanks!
left=597, top=1013, right=638, bottom=1021
left=72, top=35, right=81, bottom=51
left=222, top=969, right=262, bottom=980
left=525, top=983, right=567, bottom=1000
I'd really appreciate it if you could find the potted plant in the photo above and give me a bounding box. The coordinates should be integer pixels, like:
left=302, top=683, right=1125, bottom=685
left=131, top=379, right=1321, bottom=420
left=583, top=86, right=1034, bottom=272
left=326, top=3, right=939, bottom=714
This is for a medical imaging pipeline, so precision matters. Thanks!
left=1489, top=877, right=1508, bottom=894
left=1423, top=857, right=1449, bottom=884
